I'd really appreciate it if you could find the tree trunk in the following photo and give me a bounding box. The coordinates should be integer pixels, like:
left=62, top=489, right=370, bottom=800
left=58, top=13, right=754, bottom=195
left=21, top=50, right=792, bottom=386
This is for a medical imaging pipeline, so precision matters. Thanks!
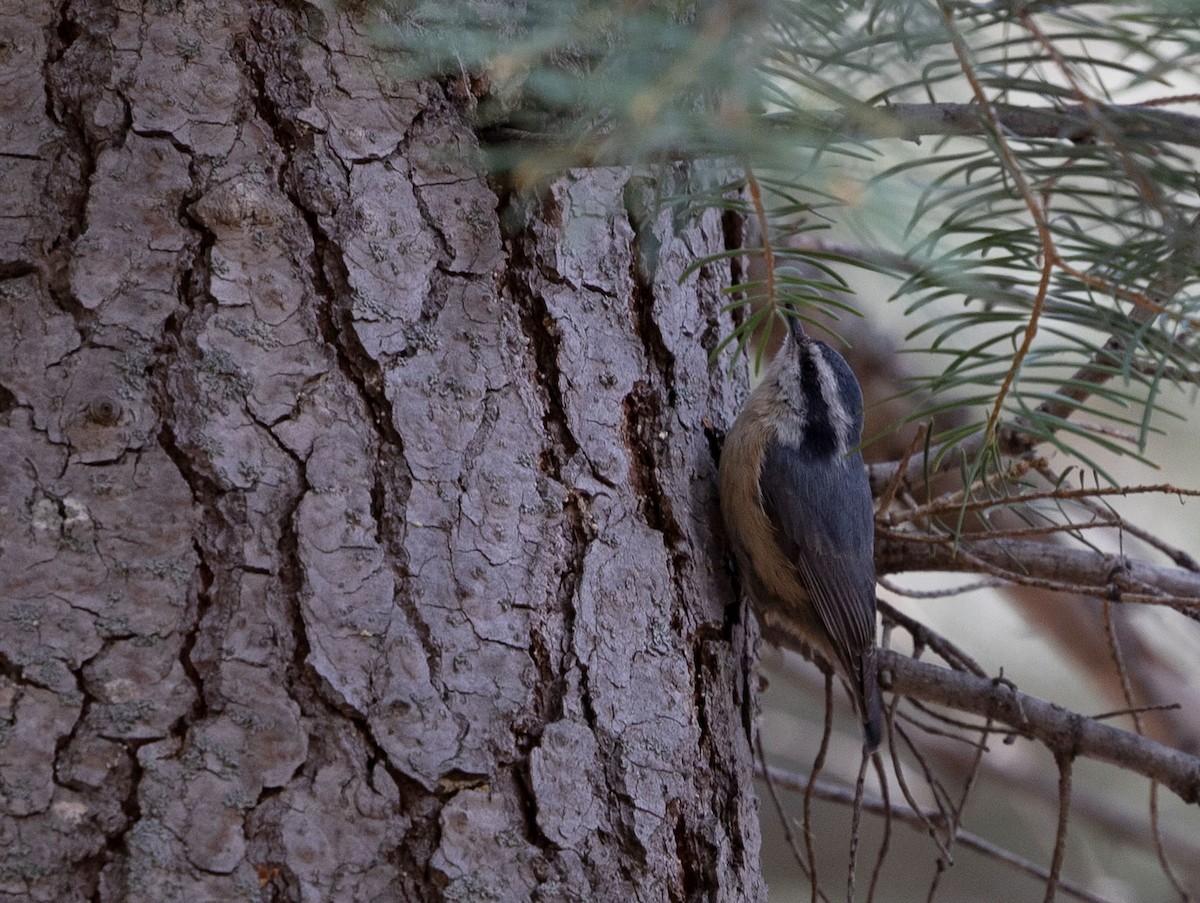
left=0, top=1, right=764, bottom=900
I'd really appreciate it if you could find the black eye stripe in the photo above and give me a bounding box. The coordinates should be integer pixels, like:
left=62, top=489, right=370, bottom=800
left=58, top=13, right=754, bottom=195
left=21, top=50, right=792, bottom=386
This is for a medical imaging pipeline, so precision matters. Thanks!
left=800, top=349, right=837, bottom=456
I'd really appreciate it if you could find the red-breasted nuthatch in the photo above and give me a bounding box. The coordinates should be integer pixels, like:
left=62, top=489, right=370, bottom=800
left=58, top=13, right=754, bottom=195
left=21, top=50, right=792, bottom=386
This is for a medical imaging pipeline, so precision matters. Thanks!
left=719, top=314, right=884, bottom=751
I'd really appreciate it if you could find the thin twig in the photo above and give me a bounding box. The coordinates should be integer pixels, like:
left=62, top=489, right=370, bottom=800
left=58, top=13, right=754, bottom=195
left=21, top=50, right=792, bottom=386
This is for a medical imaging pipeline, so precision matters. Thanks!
left=899, top=704, right=992, bottom=746
left=866, top=753, right=891, bottom=903
left=1150, top=781, right=1194, bottom=903
left=1102, top=601, right=1194, bottom=902
left=885, top=482, right=1200, bottom=527
left=936, top=0, right=1056, bottom=446
left=1090, top=702, right=1182, bottom=722
left=744, top=166, right=778, bottom=316
left=1045, top=753, right=1074, bottom=903
left=1138, top=93, right=1200, bottom=107
left=805, top=671, right=835, bottom=903
left=1018, top=8, right=1166, bottom=215
left=881, top=519, right=1120, bottom=544
left=967, top=755, right=1200, bottom=870
left=878, top=599, right=987, bottom=676
left=848, top=755, right=870, bottom=903
left=891, top=722, right=955, bottom=862
left=877, top=423, right=927, bottom=515
left=758, top=764, right=1120, bottom=903
left=1009, top=209, right=1200, bottom=443
left=1038, top=465, right=1200, bottom=573
left=1128, top=356, right=1200, bottom=386
left=878, top=574, right=1008, bottom=599
left=881, top=456, right=1045, bottom=528
left=950, top=711, right=994, bottom=862
left=925, top=856, right=946, bottom=903
left=756, top=730, right=821, bottom=892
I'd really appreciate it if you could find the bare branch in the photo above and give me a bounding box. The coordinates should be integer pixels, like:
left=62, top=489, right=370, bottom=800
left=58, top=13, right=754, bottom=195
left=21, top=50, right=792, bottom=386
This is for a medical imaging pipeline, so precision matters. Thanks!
left=486, top=103, right=1200, bottom=163
left=877, top=535, right=1200, bottom=610
left=765, top=102, right=1200, bottom=150
left=882, top=651, right=1200, bottom=804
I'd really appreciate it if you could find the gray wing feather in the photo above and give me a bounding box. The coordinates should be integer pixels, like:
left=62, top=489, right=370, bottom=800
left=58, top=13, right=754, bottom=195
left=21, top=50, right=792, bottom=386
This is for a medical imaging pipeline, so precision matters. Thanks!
left=760, top=440, right=876, bottom=674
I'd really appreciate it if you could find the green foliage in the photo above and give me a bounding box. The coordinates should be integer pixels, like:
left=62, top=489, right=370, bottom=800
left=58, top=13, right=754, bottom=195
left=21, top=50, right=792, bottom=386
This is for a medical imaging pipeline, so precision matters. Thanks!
left=386, top=0, right=763, bottom=168
left=380, top=0, right=1200, bottom=467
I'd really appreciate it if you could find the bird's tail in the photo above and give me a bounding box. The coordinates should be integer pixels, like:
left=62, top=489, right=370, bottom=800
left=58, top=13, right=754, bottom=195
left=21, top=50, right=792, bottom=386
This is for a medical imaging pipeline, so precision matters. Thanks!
left=859, top=648, right=884, bottom=753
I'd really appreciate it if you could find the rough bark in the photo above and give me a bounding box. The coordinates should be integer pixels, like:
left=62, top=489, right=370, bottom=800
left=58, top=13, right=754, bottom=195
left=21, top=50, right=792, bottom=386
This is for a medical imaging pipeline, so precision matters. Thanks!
left=0, top=1, right=764, bottom=900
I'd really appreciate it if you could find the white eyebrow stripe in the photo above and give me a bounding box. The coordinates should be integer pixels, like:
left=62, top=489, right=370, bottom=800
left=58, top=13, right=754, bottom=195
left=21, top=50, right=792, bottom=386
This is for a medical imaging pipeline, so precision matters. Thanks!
left=810, top=345, right=855, bottom=455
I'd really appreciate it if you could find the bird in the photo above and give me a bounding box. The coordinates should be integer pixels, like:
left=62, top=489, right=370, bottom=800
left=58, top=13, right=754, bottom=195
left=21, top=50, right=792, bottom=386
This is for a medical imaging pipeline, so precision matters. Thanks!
left=719, top=312, right=884, bottom=752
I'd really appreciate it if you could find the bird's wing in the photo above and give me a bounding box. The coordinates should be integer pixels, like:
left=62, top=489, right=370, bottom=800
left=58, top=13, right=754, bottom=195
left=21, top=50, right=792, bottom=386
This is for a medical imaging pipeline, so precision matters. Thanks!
left=759, top=439, right=877, bottom=675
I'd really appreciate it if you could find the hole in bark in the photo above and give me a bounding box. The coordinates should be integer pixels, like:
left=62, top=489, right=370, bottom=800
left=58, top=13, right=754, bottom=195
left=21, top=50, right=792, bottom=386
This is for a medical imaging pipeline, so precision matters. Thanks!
left=0, top=383, right=16, bottom=421
left=56, top=16, right=81, bottom=49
